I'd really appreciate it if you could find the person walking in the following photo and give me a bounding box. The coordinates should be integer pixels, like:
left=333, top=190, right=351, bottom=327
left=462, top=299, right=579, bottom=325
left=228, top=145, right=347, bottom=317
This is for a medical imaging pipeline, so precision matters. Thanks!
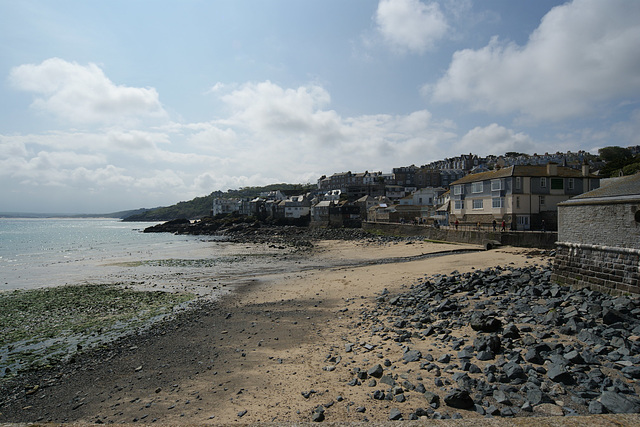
left=492, top=219, right=497, bottom=231
left=501, top=220, right=506, bottom=231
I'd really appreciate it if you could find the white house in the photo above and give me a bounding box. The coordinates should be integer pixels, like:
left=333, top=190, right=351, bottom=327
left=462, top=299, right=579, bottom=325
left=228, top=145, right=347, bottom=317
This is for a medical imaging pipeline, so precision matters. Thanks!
left=212, top=198, right=240, bottom=216
left=284, top=195, right=311, bottom=219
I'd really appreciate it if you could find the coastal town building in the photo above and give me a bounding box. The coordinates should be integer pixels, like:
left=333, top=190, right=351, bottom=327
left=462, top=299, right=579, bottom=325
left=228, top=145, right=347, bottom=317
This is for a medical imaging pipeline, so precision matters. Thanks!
left=449, top=163, right=600, bottom=230
left=552, top=173, right=640, bottom=295
left=212, top=198, right=240, bottom=216
left=283, top=194, right=311, bottom=219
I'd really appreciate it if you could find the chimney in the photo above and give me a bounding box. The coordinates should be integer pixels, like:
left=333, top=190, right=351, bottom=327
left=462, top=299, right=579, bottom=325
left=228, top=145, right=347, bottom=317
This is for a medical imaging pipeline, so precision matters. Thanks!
left=546, top=162, right=558, bottom=176
left=582, top=163, right=590, bottom=177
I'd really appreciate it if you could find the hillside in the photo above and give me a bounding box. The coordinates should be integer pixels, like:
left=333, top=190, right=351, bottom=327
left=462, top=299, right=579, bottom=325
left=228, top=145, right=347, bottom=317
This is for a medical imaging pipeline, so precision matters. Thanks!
left=122, top=183, right=314, bottom=221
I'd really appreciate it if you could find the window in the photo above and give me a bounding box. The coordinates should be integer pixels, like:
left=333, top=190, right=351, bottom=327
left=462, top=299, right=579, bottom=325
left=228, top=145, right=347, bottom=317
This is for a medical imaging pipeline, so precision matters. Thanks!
left=515, top=177, right=521, bottom=190
left=491, top=179, right=502, bottom=191
left=472, top=182, right=483, bottom=193
left=540, top=177, right=547, bottom=188
left=551, top=178, right=564, bottom=190
left=454, top=200, right=464, bottom=210
left=472, top=199, right=483, bottom=209
left=568, top=178, right=574, bottom=190
left=540, top=196, right=545, bottom=206
left=453, top=185, right=463, bottom=195
left=492, top=197, right=504, bottom=208
left=516, top=196, right=520, bottom=209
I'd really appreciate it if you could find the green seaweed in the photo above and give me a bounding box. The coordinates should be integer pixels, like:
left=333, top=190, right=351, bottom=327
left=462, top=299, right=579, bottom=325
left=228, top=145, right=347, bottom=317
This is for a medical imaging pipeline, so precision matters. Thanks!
left=0, top=283, right=194, bottom=375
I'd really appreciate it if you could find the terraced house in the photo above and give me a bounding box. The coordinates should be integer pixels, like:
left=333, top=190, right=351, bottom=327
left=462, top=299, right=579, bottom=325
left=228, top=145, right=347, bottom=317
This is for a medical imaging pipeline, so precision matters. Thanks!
left=449, top=163, right=599, bottom=231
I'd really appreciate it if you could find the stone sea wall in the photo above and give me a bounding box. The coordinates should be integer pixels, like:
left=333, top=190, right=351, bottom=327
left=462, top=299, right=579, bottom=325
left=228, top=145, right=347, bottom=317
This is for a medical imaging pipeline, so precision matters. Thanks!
left=362, top=222, right=558, bottom=249
left=552, top=242, right=640, bottom=295
left=558, top=201, right=640, bottom=250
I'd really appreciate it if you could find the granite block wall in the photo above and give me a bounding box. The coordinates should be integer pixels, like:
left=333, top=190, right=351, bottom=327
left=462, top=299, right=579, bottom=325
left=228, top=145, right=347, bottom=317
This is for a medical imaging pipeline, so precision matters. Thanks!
left=552, top=242, right=640, bottom=295
left=557, top=202, right=640, bottom=249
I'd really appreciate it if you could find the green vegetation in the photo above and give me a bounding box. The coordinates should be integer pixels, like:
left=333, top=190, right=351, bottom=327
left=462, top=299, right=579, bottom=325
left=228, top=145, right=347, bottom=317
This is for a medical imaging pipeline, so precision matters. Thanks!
left=598, top=146, right=640, bottom=177
left=123, top=183, right=315, bottom=221
left=0, top=284, right=194, bottom=374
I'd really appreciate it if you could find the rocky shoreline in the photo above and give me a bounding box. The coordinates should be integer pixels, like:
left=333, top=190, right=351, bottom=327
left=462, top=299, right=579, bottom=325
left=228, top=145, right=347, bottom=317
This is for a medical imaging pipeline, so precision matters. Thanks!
left=143, top=217, right=376, bottom=246
left=344, top=263, right=640, bottom=420
left=1, top=235, right=639, bottom=424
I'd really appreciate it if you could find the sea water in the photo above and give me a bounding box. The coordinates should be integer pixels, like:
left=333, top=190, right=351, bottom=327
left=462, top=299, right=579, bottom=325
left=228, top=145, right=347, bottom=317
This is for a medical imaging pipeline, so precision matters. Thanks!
left=0, top=218, right=203, bottom=291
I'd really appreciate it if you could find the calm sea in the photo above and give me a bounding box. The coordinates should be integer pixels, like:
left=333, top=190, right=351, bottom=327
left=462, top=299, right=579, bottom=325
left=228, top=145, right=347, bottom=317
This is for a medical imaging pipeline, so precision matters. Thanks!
left=0, top=218, right=203, bottom=291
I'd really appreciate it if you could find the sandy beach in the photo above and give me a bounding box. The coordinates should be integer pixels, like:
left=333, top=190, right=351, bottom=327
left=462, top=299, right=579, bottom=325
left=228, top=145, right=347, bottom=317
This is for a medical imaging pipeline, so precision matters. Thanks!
left=0, top=238, right=638, bottom=425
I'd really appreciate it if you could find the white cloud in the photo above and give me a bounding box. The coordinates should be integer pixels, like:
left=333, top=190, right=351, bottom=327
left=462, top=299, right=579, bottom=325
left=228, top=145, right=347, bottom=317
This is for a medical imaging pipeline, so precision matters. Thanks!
left=213, top=81, right=458, bottom=174
left=457, top=124, right=533, bottom=156
left=431, top=0, right=640, bottom=121
left=106, top=129, right=169, bottom=151
left=9, top=58, right=167, bottom=126
left=221, top=81, right=337, bottom=135
left=375, top=0, right=449, bottom=53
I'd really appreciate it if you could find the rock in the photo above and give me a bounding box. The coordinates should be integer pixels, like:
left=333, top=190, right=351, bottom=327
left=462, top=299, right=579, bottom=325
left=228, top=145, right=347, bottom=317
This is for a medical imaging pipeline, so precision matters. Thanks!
left=493, top=389, right=512, bottom=405
left=521, top=401, right=533, bottom=412
left=500, top=407, right=516, bottom=417
left=367, top=364, right=384, bottom=378
left=476, top=350, right=494, bottom=361
left=503, top=362, right=525, bottom=381
left=503, top=323, right=520, bottom=339
left=526, top=387, right=551, bottom=406
left=474, top=334, right=501, bottom=353
left=388, top=408, right=403, bottom=421
left=424, top=391, right=440, bottom=408
left=444, top=389, right=475, bottom=410
left=524, top=348, right=544, bottom=365
left=403, top=349, right=422, bottom=363
left=486, top=405, right=500, bottom=416
left=599, top=391, right=640, bottom=413
left=437, top=354, right=451, bottom=364
left=588, top=400, right=606, bottom=414
left=621, top=365, right=640, bottom=379
left=457, top=349, right=474, bottom=360
left=547, top=363, right=574, bottom=385
left=470, top=313, right=502, bottom=332
left=564, top=350, right=585, bottom=365
left=602, top=308, right=626, bottom=325
left=380, top=374, right=395, bottom=386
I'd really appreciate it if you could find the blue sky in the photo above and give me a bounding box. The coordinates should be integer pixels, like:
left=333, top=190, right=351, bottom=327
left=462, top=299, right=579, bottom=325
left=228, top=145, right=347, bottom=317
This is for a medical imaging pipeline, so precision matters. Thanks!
left=1, top=0, right=639, bottom=213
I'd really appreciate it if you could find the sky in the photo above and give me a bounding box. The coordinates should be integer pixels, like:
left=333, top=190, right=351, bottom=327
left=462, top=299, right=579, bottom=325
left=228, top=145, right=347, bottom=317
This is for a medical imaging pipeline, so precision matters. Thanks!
left=1, top=0, right=639, bottom=214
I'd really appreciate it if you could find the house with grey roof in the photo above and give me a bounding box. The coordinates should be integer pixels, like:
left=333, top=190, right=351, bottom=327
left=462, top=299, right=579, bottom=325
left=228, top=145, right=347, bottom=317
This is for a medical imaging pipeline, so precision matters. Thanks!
left=449, top=163, right=599, bottom=230
left=552, top=173, right=640, bottom=295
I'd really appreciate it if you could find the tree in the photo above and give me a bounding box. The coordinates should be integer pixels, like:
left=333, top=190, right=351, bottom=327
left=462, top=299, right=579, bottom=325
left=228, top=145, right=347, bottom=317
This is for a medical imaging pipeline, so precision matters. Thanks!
left=598, top=146, right=631, bottom=163
left=598, top=146, right=635, bottom=178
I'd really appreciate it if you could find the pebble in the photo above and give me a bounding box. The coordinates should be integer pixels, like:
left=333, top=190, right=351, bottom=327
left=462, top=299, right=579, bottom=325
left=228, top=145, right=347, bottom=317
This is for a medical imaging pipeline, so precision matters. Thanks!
left=357, top=262, right=640, bottom=418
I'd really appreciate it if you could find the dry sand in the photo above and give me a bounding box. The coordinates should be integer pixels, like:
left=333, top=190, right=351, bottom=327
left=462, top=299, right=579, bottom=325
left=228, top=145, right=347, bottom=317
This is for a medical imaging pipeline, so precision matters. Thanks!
left=1, top=239, right=639, bottom=425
